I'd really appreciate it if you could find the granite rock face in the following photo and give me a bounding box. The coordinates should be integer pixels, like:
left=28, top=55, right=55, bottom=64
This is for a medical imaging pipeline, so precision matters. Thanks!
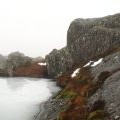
left=67, top=15, right=120, bottom=64
left=46, top=13, right=120, bottom=77
left=46, top=47, right=73, bottom=77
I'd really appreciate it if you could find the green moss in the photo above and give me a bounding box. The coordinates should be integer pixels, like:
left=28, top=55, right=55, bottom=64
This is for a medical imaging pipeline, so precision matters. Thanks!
left=56, top=89, right=78, bottom=99
left=57, top=114, right=63, bottom=120
left=87, top=110, right=106, bottom=120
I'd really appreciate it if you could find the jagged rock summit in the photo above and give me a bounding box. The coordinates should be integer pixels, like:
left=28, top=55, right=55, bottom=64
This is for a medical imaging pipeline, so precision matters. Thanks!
left=46, top=13, right=120, bottom=77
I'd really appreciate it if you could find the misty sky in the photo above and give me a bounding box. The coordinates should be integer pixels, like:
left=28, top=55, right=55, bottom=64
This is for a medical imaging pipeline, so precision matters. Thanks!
left=0, top=0, right=120, bottom=57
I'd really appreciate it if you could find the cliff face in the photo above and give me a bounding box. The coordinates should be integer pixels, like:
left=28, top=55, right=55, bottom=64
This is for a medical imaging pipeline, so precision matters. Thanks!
left=46, top=13, right=120, bottom=77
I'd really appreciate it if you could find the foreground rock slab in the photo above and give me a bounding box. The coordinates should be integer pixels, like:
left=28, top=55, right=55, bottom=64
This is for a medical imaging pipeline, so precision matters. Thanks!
left=34, top=99, right=69, bottom=120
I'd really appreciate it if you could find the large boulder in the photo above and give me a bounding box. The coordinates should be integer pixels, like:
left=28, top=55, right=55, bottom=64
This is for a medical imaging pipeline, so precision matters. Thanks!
left=67, top=14, right=120, bottom=64
left=46, top=47, right=73, bottom=77
left=46, top=13, right=120, bottom=77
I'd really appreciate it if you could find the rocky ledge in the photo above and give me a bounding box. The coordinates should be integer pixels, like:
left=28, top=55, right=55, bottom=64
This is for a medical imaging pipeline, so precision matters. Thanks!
left=36, top=13, right=120, bottom=120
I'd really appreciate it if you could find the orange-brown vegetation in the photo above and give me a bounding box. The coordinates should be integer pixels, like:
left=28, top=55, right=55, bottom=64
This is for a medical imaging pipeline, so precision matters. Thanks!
left=57, top=67, right=107, bottom=120
left=57, top=74, right=72, bottom=88
left=13, top=62, right=48, bottom=78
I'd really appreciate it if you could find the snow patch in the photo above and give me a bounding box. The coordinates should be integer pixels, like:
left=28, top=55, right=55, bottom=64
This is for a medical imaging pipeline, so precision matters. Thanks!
left=84, top=61, right=94, bottom=67
left=91, top=58, right=103, bottom=67
left=38, top=63, right=47, bottom=66
left=84, top=58, right=103, bottom=67
left=71, top=68, right=80, bottom=78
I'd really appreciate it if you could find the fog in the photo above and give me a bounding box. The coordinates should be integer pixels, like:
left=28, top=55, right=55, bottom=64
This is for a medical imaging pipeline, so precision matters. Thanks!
left=0, top=0, right=120, bottom=57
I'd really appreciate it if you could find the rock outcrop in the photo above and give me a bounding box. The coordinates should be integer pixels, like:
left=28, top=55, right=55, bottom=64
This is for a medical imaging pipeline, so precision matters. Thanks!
left=37, top=13, right=120, bottom=120
left=46, top=13, right=120, bottom=77
left=46, top=47, right=73, bottom=77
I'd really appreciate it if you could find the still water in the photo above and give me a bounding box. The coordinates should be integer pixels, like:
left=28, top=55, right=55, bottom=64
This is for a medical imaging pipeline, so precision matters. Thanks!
left=0, top=77, right=60, bottom=120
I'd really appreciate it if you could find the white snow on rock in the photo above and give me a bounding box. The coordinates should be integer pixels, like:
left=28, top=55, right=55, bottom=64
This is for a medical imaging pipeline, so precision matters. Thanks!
left=71, top=68, right=80, bottom=78
left=71, top=58, right=103, bottom=78
left=91, top=58, right=103, bottom=67
left=38, top=62, right=47, bottom=66
left=84, top=61, right=94, bottom=67
left=84, top=58, right=103, bottom=67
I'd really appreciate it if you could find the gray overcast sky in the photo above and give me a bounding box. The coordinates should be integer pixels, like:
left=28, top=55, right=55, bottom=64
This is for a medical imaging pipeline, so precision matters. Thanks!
left=0, top=0, right=120, bottom=57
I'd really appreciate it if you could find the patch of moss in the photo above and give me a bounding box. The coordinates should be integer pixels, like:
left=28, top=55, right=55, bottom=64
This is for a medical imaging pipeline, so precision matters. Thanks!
left=56, top=89, right=78, bottom=99
left=87, top=110, right=106, bottom=120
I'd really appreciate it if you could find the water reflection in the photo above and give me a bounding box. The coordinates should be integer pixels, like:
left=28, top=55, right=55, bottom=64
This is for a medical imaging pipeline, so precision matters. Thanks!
left=6, top=77, right=28, bottom=90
